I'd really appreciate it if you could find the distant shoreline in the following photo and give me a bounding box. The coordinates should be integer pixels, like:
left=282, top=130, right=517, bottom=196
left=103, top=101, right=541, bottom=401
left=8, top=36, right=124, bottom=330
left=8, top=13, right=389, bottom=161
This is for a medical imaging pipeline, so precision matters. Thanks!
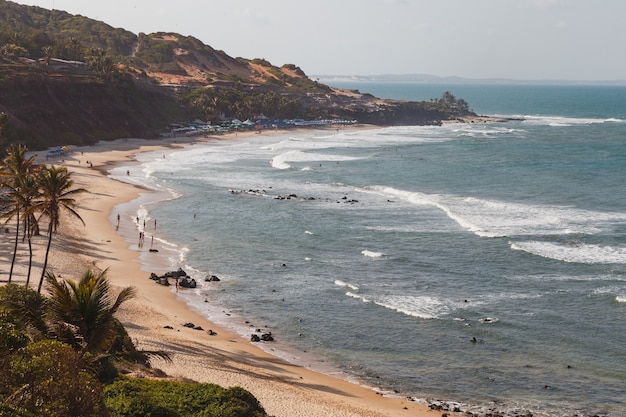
left=316, top=75, right=626, bottom=86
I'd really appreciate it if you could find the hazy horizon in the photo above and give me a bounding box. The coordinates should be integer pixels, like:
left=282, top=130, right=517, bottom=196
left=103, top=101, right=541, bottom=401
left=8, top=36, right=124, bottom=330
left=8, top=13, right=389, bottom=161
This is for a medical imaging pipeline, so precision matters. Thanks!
left=314, top=73, right=626, bottom=86
left=11, top=0, right=626, bottom=83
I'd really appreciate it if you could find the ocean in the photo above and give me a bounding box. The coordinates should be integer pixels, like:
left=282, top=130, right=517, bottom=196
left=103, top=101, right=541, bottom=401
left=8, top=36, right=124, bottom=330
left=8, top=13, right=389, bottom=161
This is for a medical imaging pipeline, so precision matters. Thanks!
left=110, top=83, right=626, bottom=417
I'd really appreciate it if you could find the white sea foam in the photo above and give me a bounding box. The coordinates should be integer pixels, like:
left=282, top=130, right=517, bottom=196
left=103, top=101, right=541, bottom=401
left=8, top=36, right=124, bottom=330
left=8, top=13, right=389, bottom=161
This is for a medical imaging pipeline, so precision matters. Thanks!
left=450, top=125, right=525, bottom=139
left=511, top=241, right=626, bottom=264
left=335, top=280, right=359, bottom=291
left=365, top=185, right=626, bottom=239
left=346, top=291, right=370, bottom=303
left=521, top=115, right=623, bottom=127
left=592, top=287, right=626, bottom=306
left=361, top=250, right=384, bottom=258
left=478, top=317, right=499, bottom=324
left=374, top=295, right=450, bottom=319
left=508, top=273, right=626, bottom=283
left=270, top=150, right=361, bottom=170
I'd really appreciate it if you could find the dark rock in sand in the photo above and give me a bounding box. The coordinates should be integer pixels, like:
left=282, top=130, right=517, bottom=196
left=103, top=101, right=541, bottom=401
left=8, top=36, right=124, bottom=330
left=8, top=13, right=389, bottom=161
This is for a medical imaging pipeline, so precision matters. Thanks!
left=205, top=274, right=221, bottom=282
left=179, top=276, right=197, bottom=288
left=164, top=268, right=187, bottom=278
left=260, top=333, right=274, bottom=342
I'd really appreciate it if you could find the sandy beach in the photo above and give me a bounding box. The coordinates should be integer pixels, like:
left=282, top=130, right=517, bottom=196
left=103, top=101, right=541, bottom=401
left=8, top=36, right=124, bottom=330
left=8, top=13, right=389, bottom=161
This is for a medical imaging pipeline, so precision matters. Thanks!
left=1, top=130, right=440, bottom=417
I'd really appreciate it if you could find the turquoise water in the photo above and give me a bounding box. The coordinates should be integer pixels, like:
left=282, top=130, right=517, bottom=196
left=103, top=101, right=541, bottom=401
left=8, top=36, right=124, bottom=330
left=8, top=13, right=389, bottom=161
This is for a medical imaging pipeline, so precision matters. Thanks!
left=112, top=84, right=626, bottom=417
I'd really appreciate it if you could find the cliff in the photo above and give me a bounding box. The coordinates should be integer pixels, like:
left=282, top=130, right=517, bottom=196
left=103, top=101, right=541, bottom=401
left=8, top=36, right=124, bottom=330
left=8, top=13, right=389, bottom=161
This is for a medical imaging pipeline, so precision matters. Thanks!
left=0, top=65, right=188, bottom=149
left=0, top=1, right=476, bottom=151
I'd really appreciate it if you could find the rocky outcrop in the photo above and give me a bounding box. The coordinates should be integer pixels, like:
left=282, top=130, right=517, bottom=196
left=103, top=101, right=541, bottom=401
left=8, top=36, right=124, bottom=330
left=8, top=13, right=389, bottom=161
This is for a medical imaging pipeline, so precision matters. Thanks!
left=149, top=269, right=196, bottom=288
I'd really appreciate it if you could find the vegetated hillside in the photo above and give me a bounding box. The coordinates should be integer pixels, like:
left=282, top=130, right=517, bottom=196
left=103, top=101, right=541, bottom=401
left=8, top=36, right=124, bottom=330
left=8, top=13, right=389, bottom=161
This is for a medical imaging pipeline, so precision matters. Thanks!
left=0, top=0, right=476, bottom=151
left=0, top=64, right=189, bottom=150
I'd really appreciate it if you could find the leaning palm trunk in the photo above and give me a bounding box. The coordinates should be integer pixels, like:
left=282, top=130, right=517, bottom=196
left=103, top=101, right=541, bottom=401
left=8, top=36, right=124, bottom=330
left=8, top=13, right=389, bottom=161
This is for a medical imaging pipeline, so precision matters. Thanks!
left=26, top=215, right=34, bottom=286
left=8, top=210, right=19, bottom=283
left=37, top=221, right=54, bottom=293
left=33, top=165, right=87, bottom=293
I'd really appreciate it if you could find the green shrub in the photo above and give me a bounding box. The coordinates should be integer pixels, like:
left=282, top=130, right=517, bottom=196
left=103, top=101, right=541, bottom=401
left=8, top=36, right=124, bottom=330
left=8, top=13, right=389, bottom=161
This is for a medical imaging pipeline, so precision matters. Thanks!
left=0, top=404, right=35, bottom=417
left=105, top=377, right=267, bottom=417
left=6, top=340, right=107, bottom=417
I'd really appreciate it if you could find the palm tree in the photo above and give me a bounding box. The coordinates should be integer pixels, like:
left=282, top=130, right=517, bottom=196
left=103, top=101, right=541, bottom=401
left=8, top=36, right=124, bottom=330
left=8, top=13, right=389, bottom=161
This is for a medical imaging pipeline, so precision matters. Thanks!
left=33, top=165, right=87, bottom=293
left=44, top=269, right=136, bottom=355
left=3, top=270, right=167, bottom=359
left=41, top=45, right=52, bottom=68
left=0, top=144, right=38, bottom=283
left=2, top=181, right=25, bottom=283
left=19, top=174, right=41, bottom=286
left=2, top=175, right=41, bottom=286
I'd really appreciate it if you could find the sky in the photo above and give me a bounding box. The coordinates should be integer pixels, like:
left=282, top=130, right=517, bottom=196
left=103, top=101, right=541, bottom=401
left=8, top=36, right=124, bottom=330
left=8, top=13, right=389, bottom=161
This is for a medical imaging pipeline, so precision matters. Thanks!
left=11, top=0, right=626, bottom=81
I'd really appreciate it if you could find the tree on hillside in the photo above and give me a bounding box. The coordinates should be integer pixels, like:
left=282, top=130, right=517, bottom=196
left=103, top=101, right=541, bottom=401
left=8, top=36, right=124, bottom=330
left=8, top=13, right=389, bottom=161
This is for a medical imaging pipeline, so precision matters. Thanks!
left=56, top=36, right=83, bottom=61
left=86, top=47, right=118, bottom=80
left=437, top=91, right=470, bottom=114
left=32, top=165, right=87, bottom=293
left=41, top=45, right=52, bottom=68
left=0, top=43, right=28, bottom=59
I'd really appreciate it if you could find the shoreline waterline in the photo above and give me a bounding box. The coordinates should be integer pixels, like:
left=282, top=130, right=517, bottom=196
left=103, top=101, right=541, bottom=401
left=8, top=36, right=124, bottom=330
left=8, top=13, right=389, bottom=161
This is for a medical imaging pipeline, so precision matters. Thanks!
left=99, top=129, right=561, bottom=417
left=20, top=105, right=622, bottom=416
left=108, top=116, right=625, bottom=416
left=108, top=145, right=394, bottom=393
left=34, top=129, right=440, bottom=417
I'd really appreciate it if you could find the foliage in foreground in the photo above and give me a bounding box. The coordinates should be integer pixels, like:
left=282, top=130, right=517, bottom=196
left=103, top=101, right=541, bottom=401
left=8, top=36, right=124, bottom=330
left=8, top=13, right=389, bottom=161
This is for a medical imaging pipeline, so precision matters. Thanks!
left=4, top=340, right=108, bottom=416
left=104, top=377, right=267, bottom=417
left=0, top=279, right=267, bottom=417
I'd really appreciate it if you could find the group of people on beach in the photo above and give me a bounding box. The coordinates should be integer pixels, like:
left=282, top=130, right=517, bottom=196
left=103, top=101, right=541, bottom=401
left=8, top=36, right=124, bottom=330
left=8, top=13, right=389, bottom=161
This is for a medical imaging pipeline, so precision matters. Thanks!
left=115, top=212, right=157, bottom=248
left=137, top=220, right=156, bottom=248
left=138, top=231, right=147, bottom=247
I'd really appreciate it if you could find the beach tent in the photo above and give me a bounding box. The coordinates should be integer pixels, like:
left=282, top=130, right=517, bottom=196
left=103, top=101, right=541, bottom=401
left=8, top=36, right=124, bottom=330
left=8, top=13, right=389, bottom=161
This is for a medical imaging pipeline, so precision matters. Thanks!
left=47, top=148, right=64, bottom=156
